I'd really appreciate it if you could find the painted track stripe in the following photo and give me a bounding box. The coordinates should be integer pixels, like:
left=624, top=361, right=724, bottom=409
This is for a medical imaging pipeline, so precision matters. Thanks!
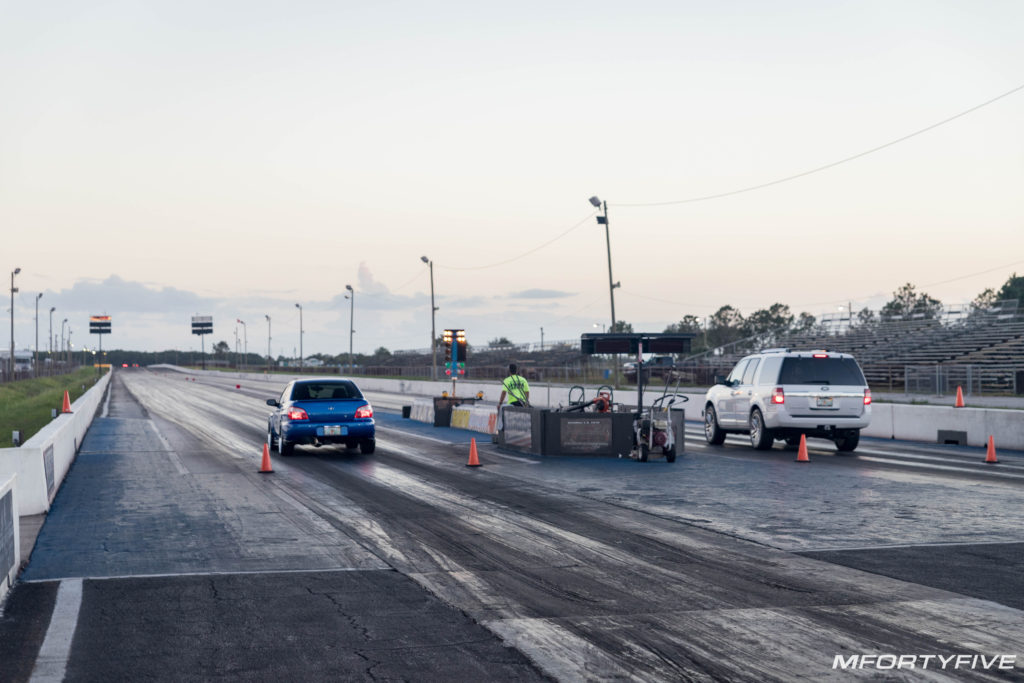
left=30, top=578, right=83, bottom=683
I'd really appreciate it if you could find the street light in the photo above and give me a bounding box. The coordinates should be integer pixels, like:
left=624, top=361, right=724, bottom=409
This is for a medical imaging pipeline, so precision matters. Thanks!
left=344, top=284, right=354, bottom=375
left=588, top=196, right=619, bottom=331
left=61, top=318, right=68, bottom=365
left=295, top=303, right=303, bottom=372
left=421, top=256, right=438, bottom=381
left=34, top=293, right=42, bottom=374
left=49, top=306, right=55, bottom=360
left=236, top=319, right=247, bottom=371
left=9, top=267, right=20, bottom=378
left=265, top=314, right=271, bottom=372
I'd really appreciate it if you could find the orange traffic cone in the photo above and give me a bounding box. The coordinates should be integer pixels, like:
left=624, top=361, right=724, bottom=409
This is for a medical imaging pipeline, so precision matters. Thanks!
left=466, top=438, right=481, bottom=467
left=985, top=435, right=999, bottom=464
left=61, top=390, right=73, bottom=414
left=259, top=442, right=274, bottom=473
left=795, top=434, right=810, bottom=462
left=954, top=386, right=965, bottom=408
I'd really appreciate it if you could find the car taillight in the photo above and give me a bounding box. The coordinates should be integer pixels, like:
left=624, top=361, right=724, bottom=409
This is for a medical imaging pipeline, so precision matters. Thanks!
left=863, top=388, right=872, bottom=405
left=287, top=407, right=309, bottom=420
left=355, top=404, right=373, bottom=419
left=772, top=387, right=785, bottom=404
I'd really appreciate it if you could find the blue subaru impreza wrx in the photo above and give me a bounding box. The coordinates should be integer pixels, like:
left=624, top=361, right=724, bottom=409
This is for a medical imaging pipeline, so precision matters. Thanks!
left=267, top=379, right=375, bottom=455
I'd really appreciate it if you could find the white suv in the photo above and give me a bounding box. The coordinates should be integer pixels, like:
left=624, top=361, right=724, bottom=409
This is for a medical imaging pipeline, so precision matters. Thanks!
left=702, top=349, right=872, bottom=452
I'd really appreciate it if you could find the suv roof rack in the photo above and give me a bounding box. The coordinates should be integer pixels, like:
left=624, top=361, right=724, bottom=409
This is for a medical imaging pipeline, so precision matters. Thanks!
left=759, top=348, right=789, bottom=354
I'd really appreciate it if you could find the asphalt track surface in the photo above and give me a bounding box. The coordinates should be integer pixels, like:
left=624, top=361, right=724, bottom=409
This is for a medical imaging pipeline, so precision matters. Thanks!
left=2, top=368, right=1024, bottom=681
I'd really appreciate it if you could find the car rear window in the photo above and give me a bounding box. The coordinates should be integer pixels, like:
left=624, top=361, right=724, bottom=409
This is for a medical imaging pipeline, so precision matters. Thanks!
left=291, top=382, right=362, bottom=400
left=778, top=357, right=866, bottom=386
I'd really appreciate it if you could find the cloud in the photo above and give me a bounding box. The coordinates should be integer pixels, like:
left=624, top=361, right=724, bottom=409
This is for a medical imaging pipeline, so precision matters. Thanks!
left=50, top=275, right=218, bottom=314
left=509, top=289, right=574, bottom=299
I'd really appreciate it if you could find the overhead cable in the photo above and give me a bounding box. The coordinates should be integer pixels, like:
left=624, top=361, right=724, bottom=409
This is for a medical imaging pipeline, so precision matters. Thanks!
left=616, top=81, right=1024, bottom=208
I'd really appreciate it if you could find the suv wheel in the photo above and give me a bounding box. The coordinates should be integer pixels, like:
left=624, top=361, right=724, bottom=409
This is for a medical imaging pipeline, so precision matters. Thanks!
left=704, top=405, right=726, bottom=445
left=834, top=430, right=860, bottom=452
left=749, top=408, right=774, bottom=450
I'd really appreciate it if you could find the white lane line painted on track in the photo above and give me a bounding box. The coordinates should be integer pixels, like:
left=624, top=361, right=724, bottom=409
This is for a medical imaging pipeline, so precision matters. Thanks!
left=148, top=419, right=189, bottom=475
left=101, top=382, right=112, bottom=418
left=854, top=455, right=1024, bottom=480
left=800, top=538, right=1024, bottom=553
left=21, top=567, right=388, bottom=584
left=29, top=578, right=83, bottom=683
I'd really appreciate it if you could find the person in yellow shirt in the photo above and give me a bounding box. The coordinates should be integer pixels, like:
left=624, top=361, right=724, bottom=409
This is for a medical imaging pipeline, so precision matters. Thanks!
left=497, top=363, right=530, bottom=407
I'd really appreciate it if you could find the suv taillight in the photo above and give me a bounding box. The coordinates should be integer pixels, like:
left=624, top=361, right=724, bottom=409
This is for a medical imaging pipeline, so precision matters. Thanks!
left=772, top=387, right=785, bottom=404
left=355, top=404, right=373, bottom=419
left=287, top=407, right=309, bottom=420
left=863, top=388, right=872, bottom=405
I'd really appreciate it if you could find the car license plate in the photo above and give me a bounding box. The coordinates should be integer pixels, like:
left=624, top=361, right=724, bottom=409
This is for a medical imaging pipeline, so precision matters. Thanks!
left=323, top=425, right=346, bottom=436
left=815, top=396, right=834, bottom=407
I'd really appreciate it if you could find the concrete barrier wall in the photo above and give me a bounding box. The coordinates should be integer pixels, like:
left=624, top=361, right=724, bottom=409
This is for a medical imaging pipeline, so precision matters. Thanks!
left=0, top=475, right=18, bottom=603
left=0, top=371, right=111, bottom=516
left=159, top=367, right=1024, bottom=451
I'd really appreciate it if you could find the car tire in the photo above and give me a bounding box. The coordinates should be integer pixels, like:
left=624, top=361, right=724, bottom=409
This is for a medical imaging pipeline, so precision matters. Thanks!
left=834, top=430, right=860, bottom=452
left=278, top=433, right=294, bottom=456
left=360, top=439, right=375, bottom=455
left=664, top=444, right=676, bottom=463
left=639, top=443, right=649, bottom=462
left=749, top=408, right=773, bottom=450
left=704, top=405, right=726, bottom=445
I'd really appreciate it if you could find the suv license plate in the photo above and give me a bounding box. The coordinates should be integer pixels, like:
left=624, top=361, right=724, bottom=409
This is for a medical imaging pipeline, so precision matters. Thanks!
left=323, top=425, right=347, bottom=436
left=815, top=397, right=834, bottom=407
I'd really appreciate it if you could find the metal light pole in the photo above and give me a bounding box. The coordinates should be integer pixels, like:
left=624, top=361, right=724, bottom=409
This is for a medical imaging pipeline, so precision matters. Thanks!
left=265, top=314, right=271, bottom=372
left=34, top=293, right=42, bottom=374
left=61, top=318, right=68, bottom=366
left=237, top=319, right=247, bottom=371
left=588, top=196, right=619, bottom=330
left=540, top=326, right=544, bottom=352
left=295, top=303, right=303, bottom=372
left=49, top=307, right=55, bottom=360
left=421, top=256, right=438, bottom=381
left=9, top=267, right=20, bottom=378
left=345, top=284, right=354, bottom=375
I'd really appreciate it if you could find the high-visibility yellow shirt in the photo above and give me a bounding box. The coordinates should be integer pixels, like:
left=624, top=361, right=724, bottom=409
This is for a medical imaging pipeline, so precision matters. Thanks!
left=502, top=374, right=530, bottom=403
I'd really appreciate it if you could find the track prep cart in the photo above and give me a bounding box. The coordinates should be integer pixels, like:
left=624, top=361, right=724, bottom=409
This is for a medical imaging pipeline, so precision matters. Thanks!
left=496, top=333, right=694, bottom=461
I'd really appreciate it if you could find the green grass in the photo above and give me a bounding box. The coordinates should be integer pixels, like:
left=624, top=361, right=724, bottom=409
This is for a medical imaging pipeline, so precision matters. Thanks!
left=0, top=368, right=106, bottom=447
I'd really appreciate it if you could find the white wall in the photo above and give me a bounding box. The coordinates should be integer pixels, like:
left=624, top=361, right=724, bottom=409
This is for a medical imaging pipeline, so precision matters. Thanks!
left=0, top=372, right=111, bottom=516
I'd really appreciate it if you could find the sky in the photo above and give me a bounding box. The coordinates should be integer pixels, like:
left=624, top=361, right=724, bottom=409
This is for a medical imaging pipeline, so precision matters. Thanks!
left=3, top=0, right=1023, bottom=357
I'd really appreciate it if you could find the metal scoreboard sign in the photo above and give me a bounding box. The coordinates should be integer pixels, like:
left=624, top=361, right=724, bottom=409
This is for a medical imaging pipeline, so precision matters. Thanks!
left=89, top=315, right=112, bottom=334
left=191, top=316, right=213, bottom=335
left=191, top=316, right=213, bottom=370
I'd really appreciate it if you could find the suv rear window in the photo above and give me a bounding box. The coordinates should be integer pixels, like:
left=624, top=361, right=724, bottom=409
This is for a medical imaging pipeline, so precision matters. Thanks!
left=778, top=357, right=866, bottom=386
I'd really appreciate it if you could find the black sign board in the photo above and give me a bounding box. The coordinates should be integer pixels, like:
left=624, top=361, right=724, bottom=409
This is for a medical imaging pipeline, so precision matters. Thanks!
left=580, top=333, right=693, bottom=355
left=191, top=315, right=213, bottom=335
left=89, top=315, right=112, bottom=334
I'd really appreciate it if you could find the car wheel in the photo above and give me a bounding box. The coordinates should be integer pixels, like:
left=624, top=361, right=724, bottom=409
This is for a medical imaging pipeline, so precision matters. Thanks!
left=278, top=433, right=294, bottom=456
left=360, top=439, right=375, bottom=455
left=266, top=427, right=275, bottom=451
left=639, top=443, right=649, bottom=462
left=834, top=430, right=860, bottom=452
left=664, top=444, right=676, bottom=463
left=749, top=408, right=773, bottom=450
left=704, top=405, right=726, bottom=445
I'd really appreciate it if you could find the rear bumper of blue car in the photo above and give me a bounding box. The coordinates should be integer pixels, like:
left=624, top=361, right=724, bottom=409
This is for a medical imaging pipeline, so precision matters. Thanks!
left=282, top=420, right=375, bottom=444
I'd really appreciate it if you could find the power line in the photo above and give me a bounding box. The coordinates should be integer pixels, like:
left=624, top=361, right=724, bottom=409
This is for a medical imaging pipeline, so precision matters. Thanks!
left=436, top=211, right=598, bottom=271
left=615, top=81, right=1024, bottom=208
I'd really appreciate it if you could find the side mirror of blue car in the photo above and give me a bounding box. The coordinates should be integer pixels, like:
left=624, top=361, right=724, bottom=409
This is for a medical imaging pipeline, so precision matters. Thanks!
left=266, top=399, right=280, bottom=407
